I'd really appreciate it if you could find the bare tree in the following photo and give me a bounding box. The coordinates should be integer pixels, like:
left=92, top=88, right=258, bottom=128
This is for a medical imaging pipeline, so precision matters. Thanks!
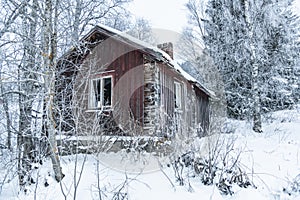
left=41, top=0, right=65, bottom=182
left=243, top=0, right=262, bottom=132
left=0, top=60, right=12, bottom=150
left=185, top=0, right=208, bottom=48
left=17, top=0, right=40, bottom=189
left=0, top=0, right=133, bottom=192
left=179, top=0, right=224, bottom=95
left=127, top=17, right=157, bottom=45
left=57, top=0, right=132, bottom=50
left=0, top=0, right=29, bottom=39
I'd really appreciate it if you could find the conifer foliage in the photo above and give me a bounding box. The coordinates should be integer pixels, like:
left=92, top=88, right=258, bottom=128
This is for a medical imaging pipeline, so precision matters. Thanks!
left=204, top=0, right=300, bottom=123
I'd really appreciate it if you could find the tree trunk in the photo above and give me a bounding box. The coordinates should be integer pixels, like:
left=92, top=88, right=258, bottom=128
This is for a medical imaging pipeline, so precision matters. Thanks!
left=0, top=65, right=12, bottom=150
left=43, top=0, right=64, bottom=182
left=3, top=96, right=12, bottom=150
left=17, top=0, right=38, bottom=189
left=244, top=0, right=262, bottom=133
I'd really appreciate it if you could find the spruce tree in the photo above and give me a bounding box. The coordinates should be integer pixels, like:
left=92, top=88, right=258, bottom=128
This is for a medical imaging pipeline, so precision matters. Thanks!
left=204, top=0, right=300, bottom=124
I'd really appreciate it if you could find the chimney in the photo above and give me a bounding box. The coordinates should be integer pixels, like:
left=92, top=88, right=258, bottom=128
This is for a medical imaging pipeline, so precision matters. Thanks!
left=157, top=42, right=173, bottom=59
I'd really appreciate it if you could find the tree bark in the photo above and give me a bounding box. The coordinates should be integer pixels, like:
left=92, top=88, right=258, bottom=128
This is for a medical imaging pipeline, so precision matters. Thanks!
left=43, top=0, right=64, bottom=182
left=0, top=65, right=12, bottom=150
left=17, top=0, right=38, bottom=189
left=244, top=0, right=262, bottom=133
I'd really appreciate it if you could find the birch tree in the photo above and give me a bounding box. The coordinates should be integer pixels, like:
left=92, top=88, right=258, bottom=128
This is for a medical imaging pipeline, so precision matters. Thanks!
left=41, top=0, right=65, bottom=182
left=0, top=57, right=12, bottom=151
left=0, top=0, right=133, bottom=191
left=178, top=0, right=224, bottom=95
left=0, top=0, right=32, bottom=155
left=17, top=0, right=41, bottom=189
left=127, top=17, right=157, bottom=44
left=0, top=0, right=29, bottom=39
left=185, top=0, right=207, bottom=49
left=243, top=0, right=262, bottom=132
left=57, top=0, right=132, bottom=51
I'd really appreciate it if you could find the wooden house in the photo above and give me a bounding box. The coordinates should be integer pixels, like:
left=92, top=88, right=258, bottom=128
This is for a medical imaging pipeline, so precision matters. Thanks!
left=55, top=25, right=213, bottom=140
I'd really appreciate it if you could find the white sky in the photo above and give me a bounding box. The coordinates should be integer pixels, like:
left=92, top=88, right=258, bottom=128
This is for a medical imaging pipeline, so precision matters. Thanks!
left=129, top=0, right=300, bottom=44
left=129, top=0, right=300, bottom=33
left=128, top=0, right=300, bottom=58
left=293, top=0, right=300, bottom=15
left=128, top=0, right=189, bottom=47
left=128, top=0, right=189, bottom=33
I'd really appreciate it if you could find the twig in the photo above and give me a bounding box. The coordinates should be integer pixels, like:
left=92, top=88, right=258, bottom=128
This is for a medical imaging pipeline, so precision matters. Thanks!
left=158, top=161, right=176, bottom=191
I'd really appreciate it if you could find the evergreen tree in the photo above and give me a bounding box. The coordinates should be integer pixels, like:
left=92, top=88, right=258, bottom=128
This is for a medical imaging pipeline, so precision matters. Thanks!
left=205, top=0, right=252, bottom=119
left=204, top=0, right=300, bottom=124
left=259, top=1, right=300, bottom=111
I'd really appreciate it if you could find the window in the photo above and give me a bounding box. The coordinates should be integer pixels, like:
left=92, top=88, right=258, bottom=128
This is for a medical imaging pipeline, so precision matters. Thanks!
left=89, top=76, right=112, bottom=109
left=174, top=81, right=182, bottom=110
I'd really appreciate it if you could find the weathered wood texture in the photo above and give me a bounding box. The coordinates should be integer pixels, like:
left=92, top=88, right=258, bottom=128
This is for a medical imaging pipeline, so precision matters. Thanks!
left=56, top=27, right=210, bottom=138
left=156, top=63, right=210, bottom=137
left=72, top=37, right=145, bottom=136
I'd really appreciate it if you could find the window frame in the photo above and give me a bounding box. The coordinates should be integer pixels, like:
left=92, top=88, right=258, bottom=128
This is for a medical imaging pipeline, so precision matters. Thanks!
left=174, top=80, right=183, bottom=110
left=88, top=75, right=113, bottom=110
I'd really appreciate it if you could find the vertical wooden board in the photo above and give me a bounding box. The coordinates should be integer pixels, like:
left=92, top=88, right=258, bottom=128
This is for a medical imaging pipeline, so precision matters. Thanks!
left=137, top=52, right=144, bottom=124
left=129, top=50, right=135, bottom=118
left=136, top=51, right=141, bottom=124
left=193, top=87, right=210, bottom=135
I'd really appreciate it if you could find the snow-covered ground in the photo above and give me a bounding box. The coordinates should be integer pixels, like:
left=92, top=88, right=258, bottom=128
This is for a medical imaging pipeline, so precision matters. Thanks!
left=1, top=106, right=300, bottom=200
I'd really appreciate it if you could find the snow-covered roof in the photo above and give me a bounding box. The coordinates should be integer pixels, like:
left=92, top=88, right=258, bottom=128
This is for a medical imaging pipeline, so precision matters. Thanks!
left=84, top=24, right=215, bottom=97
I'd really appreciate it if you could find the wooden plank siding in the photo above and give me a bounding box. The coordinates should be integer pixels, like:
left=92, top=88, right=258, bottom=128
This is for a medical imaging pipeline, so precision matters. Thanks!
left=71, top=37, right=145, bottom=136
left=156, top=63, right=210, bottom=137
left=56, top=26, right=211, bottom=138
left=194, top=87, right=210, bottom=136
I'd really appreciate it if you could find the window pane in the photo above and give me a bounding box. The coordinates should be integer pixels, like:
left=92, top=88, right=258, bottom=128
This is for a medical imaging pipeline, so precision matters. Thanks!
left=174, top=82, right=182, bottom=109
left=90, top=77, right=112, bottom=109
left=103, top=77, right=112, bottom=106
left=90, top=80, right=96, bottom=108
left=92, top=79, right=101, bottom=108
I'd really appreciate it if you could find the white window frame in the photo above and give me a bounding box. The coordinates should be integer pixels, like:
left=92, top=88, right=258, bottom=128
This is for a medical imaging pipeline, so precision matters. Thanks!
left=89, top=75, right=113, bottom=110
left=174, top=81, right=183, bottom=110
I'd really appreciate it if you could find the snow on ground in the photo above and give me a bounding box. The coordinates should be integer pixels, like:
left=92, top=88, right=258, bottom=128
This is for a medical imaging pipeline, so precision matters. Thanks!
left=1, top=106, right=300, bottom=200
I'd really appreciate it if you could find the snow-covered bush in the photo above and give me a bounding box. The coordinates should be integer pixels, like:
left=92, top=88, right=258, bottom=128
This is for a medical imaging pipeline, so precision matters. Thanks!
left=168, top=135, right=254, bottom=195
